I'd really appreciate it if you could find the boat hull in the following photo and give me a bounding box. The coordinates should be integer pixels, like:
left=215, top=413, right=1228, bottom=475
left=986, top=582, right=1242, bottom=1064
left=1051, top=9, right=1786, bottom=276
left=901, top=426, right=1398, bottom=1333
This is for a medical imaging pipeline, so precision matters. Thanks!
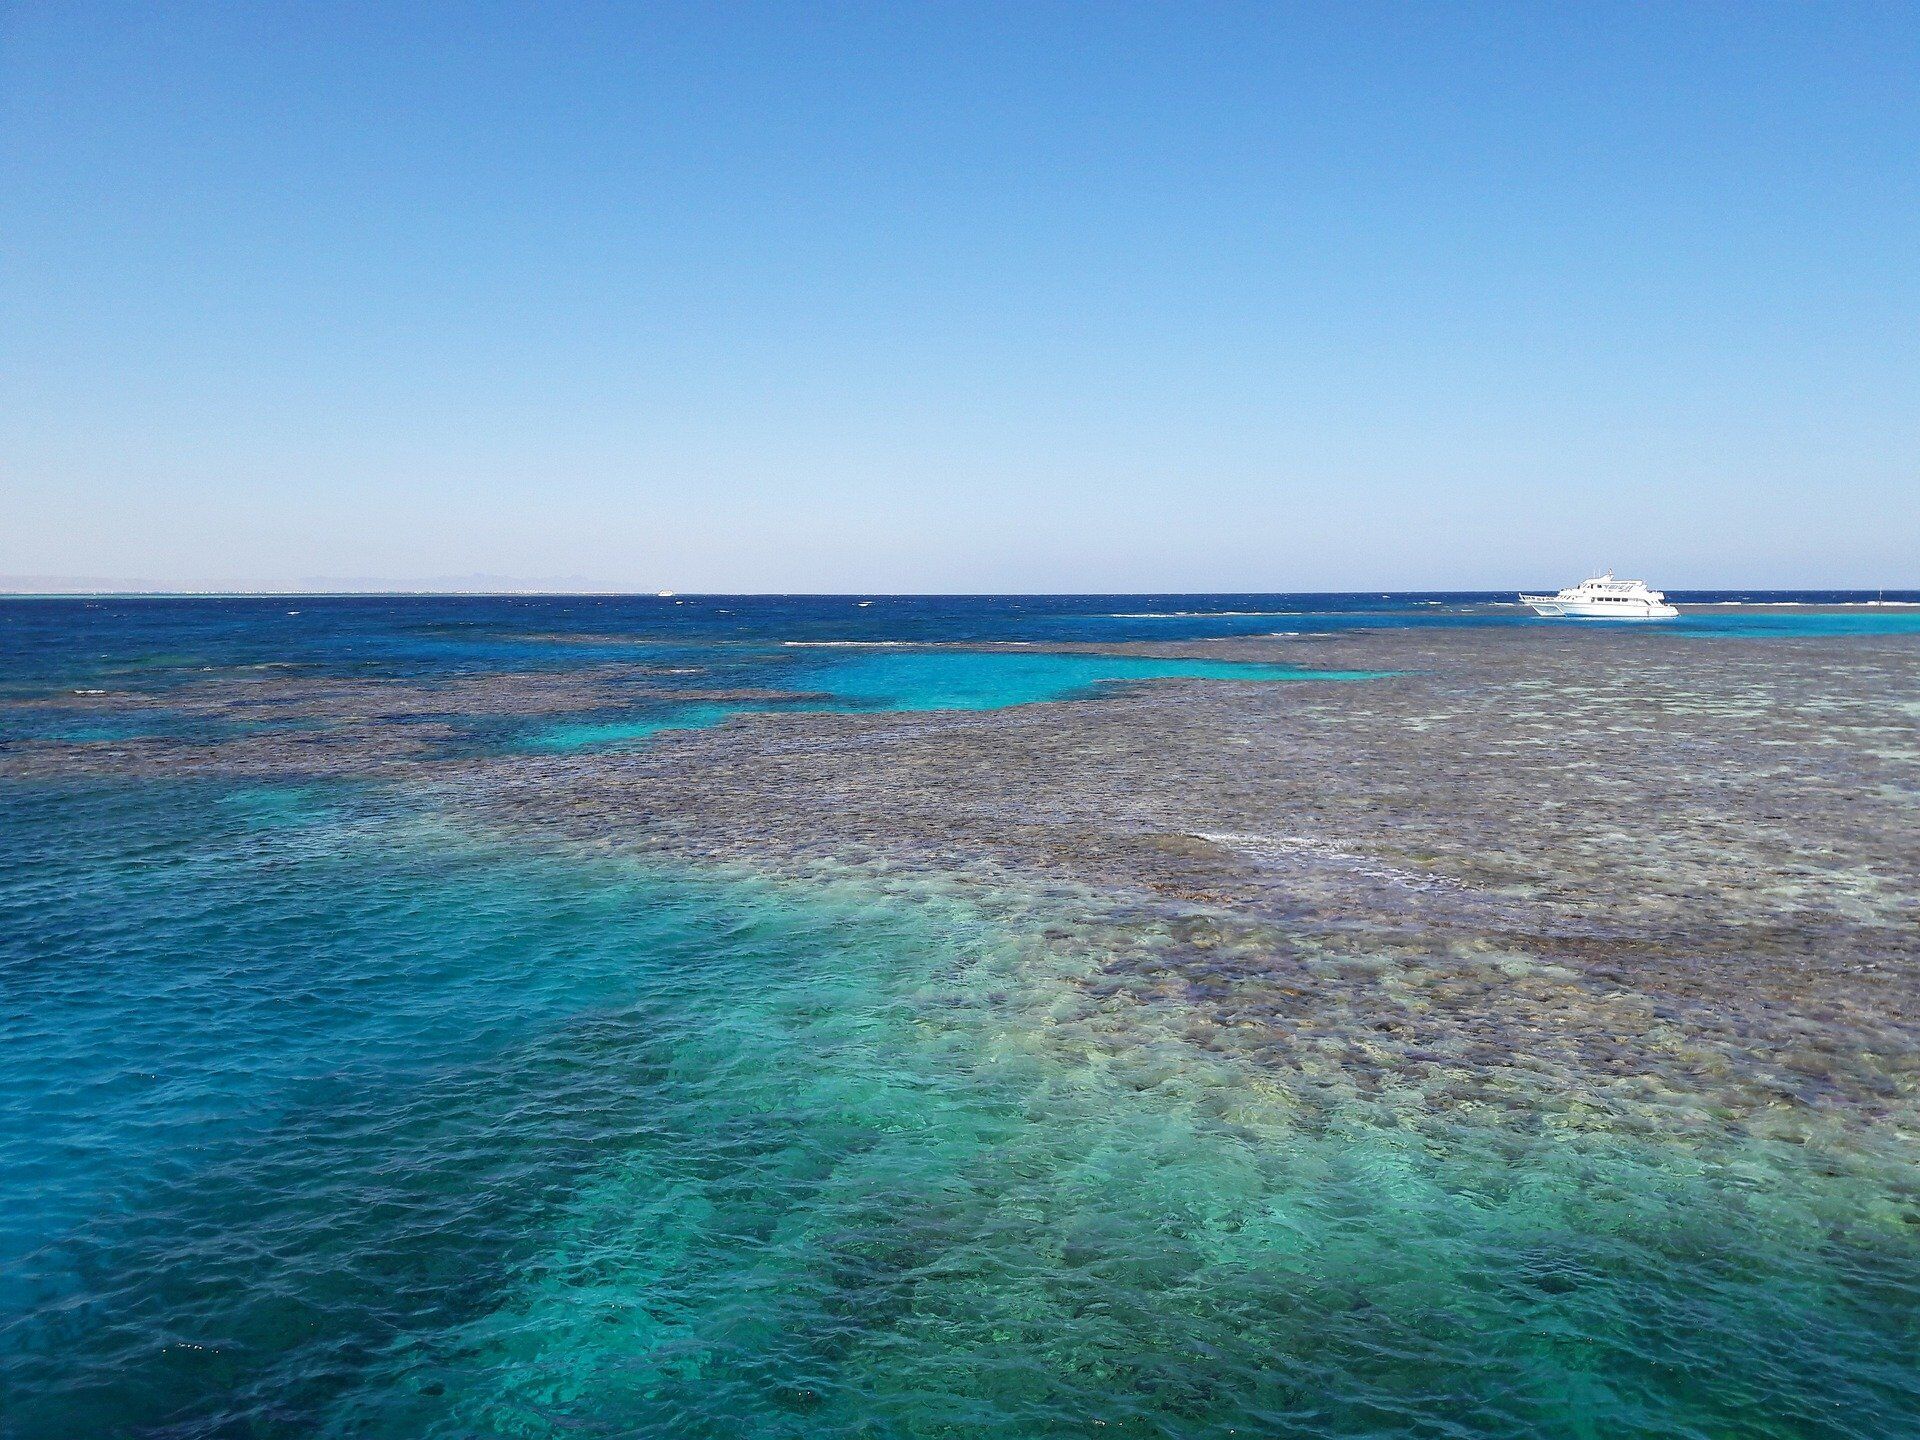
left=1522, top=598, right=1677, bottom=619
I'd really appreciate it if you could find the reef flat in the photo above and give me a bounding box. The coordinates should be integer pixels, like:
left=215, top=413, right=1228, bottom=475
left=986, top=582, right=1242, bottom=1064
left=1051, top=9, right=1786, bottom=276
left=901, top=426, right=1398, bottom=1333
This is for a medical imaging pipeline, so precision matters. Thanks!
left=5, top=602, right=1919, bottom=1437
left=11, top=624, right=1917, bottom=1138
left=488, top=628, right=1919, bottom=1141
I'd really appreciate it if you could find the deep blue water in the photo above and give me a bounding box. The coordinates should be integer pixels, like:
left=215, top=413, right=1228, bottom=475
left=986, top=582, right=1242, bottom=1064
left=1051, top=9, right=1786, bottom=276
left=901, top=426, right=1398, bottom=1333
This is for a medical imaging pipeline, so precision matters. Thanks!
left=13, top=590, right=1912, bottom=757
left=3, top=595, right=1918, bottom=1438
left=5, top=590, right=1915, bottom=698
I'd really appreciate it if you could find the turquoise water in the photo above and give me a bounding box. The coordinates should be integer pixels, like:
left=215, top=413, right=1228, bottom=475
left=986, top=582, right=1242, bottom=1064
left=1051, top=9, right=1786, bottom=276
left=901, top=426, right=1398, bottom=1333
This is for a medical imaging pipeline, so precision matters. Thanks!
left=1670, top=607, right=1920, bottom=638
left=786, top=649, right=1381, bottom=708
left=4, top=782, right=1916, bottom=1437
left=532, top=650, right=1380, bottom=751
left=530, top=703, right=749, bottom=752
left=5, top=597, right=1919, bottom=1437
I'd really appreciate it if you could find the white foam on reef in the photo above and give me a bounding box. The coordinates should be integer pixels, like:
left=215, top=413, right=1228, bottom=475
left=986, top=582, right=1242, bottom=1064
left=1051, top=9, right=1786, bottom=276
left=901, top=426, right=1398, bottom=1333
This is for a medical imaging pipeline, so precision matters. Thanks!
left=1686, top=600, right=1920, bottom=608
left=1194, top=831, right=1467, bottom=892
left=1108, top=611, right=1305, bottom=618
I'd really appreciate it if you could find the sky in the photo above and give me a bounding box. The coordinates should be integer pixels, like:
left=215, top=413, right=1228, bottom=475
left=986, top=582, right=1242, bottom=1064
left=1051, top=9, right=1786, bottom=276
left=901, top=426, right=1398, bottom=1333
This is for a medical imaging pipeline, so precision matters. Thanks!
left=2, top=2, right=1915, bottom=592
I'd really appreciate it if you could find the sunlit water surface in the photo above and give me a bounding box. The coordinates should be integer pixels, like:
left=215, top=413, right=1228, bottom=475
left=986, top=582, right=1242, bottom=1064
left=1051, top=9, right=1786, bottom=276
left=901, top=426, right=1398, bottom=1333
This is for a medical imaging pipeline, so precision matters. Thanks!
left=3, top=595, right=1918, bottom=1438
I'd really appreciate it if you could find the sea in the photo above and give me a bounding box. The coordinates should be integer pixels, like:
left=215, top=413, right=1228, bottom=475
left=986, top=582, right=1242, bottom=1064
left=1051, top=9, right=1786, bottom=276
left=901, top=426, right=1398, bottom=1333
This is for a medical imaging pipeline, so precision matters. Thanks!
left=2, top=592, right=1916, bottom=1438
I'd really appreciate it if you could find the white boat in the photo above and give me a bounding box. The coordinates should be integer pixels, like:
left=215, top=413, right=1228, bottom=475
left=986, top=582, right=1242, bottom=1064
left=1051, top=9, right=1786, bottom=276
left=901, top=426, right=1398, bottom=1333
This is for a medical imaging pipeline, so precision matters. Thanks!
left=1520, top=571, right=1677, bottom=620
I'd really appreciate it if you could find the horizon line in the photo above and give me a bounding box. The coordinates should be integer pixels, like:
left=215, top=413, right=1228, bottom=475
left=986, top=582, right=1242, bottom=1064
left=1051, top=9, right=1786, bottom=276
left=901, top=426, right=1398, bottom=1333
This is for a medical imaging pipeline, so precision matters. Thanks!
left=4, top=587, right=1918, bottom=601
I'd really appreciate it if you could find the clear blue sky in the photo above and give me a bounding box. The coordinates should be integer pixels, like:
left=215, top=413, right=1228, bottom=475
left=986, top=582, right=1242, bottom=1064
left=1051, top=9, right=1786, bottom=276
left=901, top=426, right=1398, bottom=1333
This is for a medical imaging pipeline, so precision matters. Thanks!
left=3, top=2, right=1914, bottom=591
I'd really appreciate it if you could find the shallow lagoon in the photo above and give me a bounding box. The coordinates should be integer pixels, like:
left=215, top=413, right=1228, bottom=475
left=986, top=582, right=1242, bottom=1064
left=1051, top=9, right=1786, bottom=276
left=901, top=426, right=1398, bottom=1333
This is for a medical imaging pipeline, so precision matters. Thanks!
left=531, top=649, right=1383, bottom=751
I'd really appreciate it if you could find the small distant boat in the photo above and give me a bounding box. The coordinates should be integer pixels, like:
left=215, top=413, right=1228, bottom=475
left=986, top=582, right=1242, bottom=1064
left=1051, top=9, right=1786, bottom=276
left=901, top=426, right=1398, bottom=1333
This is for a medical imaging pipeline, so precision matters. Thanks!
left=1520, top=571, right=1677, bottom=620
left=656, top=590, right=676, bottom=598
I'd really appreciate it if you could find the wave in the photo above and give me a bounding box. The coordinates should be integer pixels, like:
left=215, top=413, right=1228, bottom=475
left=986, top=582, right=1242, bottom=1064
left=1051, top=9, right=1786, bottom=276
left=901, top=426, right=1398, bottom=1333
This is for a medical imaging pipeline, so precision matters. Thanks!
left=1108, top=610, right=1306, bottom=619
left=1685, top=600, right=1920, bottom=608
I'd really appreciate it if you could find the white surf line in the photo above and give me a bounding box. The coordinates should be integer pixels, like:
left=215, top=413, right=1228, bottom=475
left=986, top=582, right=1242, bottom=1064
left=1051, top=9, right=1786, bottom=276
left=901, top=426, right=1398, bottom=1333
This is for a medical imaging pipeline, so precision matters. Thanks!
left=1192, top=831, right=1468, bottom=892
left=1685, top=600, right=1920, bottom=608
